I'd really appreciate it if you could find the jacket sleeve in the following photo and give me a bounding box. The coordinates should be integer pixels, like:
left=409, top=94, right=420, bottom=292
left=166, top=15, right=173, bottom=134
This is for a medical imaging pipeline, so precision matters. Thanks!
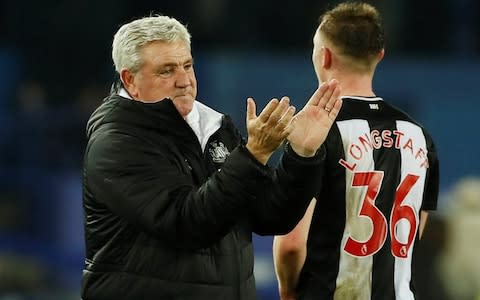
left=250, top=143, right=326, bottom=235
left=84, top=131, right=271, bottom=250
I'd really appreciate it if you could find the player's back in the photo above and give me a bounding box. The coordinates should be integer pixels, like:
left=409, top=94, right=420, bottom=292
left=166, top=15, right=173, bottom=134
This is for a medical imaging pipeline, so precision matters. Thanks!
left=297, top=96, right=439, bottom=300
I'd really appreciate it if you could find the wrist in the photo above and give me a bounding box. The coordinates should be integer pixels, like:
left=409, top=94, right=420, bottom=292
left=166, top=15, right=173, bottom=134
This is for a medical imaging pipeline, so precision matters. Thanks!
left=246, top=142, right=271, bottom=165
left=289, top=143, right=316, bottom=158
left=284, top=142, right=326, bottom=162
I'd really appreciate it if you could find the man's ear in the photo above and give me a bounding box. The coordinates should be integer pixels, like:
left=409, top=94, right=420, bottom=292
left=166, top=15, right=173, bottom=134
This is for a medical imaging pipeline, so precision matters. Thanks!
left=322, top=46, right=332, bottom=69
left=120, top=69, right=137, bottom=98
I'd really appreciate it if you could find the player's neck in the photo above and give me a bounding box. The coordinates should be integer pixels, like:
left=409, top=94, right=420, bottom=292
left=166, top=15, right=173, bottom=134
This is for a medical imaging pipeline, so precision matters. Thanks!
left=328, top=73, right=375, bottom=97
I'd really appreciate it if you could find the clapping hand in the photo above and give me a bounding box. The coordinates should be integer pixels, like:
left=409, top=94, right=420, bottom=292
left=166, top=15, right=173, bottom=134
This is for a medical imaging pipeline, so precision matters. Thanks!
left=287, top=79, right=342, bottom=157
left=245, top=96, right=296, bottom=165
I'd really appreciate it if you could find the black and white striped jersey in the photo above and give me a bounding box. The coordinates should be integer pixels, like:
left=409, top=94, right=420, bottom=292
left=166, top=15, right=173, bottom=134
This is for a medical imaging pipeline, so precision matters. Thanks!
left=297, top=96, right=439, bottom=300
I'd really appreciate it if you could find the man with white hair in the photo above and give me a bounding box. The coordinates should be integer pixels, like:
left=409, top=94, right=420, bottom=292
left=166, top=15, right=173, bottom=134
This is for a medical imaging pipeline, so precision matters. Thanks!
left=81, top=15, right=341, bottom=299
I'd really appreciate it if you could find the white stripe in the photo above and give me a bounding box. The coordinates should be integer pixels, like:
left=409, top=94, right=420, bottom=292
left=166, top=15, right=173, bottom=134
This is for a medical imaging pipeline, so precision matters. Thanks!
left=335, top=120, right=374, bottom=300
left=341, top=96, right=383, bottom=102
left=394, top=121, right=428, bottom=300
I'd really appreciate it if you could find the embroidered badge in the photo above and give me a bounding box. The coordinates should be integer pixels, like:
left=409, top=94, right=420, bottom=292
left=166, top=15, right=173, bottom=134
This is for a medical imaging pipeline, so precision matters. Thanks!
left=209, top=141, right=230, bottom=163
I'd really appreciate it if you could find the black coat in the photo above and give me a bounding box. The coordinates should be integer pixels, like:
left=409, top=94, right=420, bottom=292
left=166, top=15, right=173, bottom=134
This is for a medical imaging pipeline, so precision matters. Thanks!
left=81, top=95, right=325, bottom=299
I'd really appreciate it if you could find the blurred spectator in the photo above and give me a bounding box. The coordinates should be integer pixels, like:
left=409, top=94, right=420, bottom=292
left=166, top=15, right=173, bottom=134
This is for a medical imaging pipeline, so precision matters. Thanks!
left=438, top=177, right=480, bottom=300
left=0, top=253, right=47, bottom=293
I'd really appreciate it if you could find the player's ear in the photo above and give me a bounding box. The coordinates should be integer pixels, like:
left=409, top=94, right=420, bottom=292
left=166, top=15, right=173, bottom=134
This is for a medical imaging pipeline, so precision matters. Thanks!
left=322, top=46, right=332, bottom=69
left=377, top=48, right=385, bottom=62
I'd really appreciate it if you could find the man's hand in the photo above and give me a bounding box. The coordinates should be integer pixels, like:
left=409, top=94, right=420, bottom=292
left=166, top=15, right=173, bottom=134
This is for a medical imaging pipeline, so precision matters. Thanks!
left=246, top=96, right=296, bottom=165
left=288, top=79, right=342, bottom=157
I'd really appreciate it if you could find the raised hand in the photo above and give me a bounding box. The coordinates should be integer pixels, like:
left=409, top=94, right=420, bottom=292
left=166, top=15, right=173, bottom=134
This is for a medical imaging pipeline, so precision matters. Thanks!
left=287, top=79, right=342, bottom=157
left=246, top=96, right=296, bottom=165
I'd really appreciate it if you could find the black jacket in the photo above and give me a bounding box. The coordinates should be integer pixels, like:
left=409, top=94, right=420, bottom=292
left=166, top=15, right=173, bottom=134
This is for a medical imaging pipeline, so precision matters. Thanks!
left=81, top=94, right=326, bottom=299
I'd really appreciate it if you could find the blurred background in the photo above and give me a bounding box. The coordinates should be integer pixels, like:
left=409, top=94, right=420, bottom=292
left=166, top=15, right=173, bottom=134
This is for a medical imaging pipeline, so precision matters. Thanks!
left=0, top=0, right=479, bottom=299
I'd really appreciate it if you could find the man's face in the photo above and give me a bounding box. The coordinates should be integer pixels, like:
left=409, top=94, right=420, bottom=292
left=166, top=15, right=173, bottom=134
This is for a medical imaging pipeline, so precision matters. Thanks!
left=129, top=40, right=197, bottom=118
left=312, top=29, right=326, bottom=83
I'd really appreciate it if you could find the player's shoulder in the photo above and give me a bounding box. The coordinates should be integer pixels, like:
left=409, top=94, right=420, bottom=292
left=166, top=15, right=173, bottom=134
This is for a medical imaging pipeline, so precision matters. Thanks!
left=381, top=100, right=434, bottom=135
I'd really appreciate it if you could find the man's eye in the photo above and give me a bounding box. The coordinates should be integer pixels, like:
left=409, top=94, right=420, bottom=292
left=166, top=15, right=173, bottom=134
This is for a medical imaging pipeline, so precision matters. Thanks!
left=185, top=64, right=193, bottom=70
left=159, top=69, right=172, bottom=75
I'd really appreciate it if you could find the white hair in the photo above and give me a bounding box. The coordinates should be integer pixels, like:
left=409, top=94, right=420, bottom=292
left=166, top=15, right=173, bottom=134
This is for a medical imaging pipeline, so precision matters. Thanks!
left=112, top=15, right=191, bottom=74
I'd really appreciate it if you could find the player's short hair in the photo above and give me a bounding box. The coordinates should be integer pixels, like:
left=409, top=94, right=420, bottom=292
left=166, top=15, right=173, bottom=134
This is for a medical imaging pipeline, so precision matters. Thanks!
left=112, top=15, right=191, bottom=74
left=319, top=2, right=384, bottom=61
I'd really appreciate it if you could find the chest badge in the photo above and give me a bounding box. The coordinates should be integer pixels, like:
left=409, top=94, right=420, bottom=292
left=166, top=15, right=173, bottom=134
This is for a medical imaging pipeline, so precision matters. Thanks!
left=208, top=141, right=230, bottom=163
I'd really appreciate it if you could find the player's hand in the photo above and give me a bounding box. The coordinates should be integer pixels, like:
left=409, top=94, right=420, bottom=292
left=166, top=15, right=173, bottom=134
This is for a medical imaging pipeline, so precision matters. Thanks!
left=287, top=79, right=342, bottom=157
left=246, top=96, right=296, bottom=165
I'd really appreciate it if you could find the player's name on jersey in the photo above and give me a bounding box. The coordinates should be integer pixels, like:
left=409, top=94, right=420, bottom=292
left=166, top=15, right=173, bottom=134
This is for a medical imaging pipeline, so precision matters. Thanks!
left=339, top=129, right=429, bottom=170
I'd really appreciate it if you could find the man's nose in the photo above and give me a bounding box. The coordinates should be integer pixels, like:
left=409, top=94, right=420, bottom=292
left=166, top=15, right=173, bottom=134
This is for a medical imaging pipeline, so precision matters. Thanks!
left=175, top=69, right=191, bottom=87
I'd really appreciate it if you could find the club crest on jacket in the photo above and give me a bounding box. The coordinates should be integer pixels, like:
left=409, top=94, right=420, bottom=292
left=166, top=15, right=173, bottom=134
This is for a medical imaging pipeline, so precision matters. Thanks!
left=208, top=141, right=230, bottom=163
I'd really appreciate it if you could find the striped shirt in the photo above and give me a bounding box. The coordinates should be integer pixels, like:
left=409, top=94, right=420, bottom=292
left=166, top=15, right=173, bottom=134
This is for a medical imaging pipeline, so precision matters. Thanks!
left=297, top=96, right=439, bottom=300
